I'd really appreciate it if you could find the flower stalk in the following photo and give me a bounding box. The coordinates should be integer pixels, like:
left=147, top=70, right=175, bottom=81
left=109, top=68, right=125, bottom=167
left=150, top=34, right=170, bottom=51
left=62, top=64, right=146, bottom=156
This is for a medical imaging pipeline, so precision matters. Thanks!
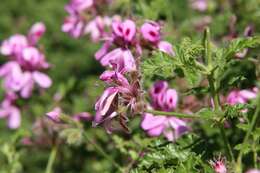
left=145, top=109, right=205, bottom=119
left=45, top=145, right=58, bottom=173
left=204, top=27, right=235, bottom=162
left=236, top=95, right=260, bottom=173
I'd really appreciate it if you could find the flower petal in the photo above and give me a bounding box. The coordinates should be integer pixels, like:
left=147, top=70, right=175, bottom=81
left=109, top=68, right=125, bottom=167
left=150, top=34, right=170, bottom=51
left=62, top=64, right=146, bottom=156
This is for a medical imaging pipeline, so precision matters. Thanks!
left=141, top=112, right=166, bottom=130
left=33, top=71, right=52, bottom=88
left=8, top=107, right=21, bottom=129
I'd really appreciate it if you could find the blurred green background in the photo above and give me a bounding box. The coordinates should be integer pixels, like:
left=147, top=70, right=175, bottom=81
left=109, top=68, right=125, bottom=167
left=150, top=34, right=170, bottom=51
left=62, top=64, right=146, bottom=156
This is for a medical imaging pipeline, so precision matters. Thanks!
left=0, top=0, right=260, bottom=172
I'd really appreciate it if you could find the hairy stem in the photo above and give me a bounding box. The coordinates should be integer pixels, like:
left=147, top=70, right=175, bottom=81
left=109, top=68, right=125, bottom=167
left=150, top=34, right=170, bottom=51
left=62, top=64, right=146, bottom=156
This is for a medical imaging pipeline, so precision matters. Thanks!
left=220, top=125, right=235, bottom=161
left=145, top=109, right=204, bottom=119
left=236, top=95, right=260, bottom=172
left=45, top=145, right=57, bottom=173
left=209, top=74, right=235, bottom=161
left=204, top=28, right=234, bottom=162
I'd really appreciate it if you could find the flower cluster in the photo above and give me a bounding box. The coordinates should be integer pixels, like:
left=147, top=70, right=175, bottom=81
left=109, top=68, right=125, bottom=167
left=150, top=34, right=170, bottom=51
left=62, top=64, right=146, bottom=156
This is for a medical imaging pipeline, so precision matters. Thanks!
left=61, top=1, right=175, bottom=133
left=62, top=0, right=113, bottom=40
left=141, top=81, right=188, bottom=142
left=92, top=17, right=175, bottom=132
left=94, top=18, right=175, bottom=70
left=0, top=22, right=51, bottom=129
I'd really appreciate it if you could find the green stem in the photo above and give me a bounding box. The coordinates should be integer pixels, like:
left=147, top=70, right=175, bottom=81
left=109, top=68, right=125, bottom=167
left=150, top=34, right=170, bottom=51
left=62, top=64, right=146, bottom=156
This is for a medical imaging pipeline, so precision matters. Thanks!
left=204, top=28, right=234, bottom=162
left=195, top=61, right=210, bottom=74
left=45, top=145, right=57, bottom=173
left=236, top=95, right=260, bottom=172
left=220, top=125, right=235, bottom=161
left=253, top=142, right=258, bottom=169
left=83, top=132, right=123, bottom=172
left=208, top=74, right=235, bottom=162
left=145, top=109, right=204, bottom=119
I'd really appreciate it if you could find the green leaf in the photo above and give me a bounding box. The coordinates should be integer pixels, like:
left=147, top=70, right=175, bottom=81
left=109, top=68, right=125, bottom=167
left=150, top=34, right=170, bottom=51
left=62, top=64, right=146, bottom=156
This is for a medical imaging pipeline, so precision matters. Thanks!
left=252, top=128, right=260, bottom=141
left=196, top=108, right=221, bottom=120
left=142, top=38, right=207, bottom=87
left=174, top=38, right=205, bottom=85
left=228, top=76, right=246, bottom=86
left=132, top=140, right=209, bottom=172
left=236, top=124, right=250, bottom=131
left=215, top=36, right=260, bottom=78
left=182, top=67, right=202, bottom=86
left=217, top=36, right=260, bottom=62
left=196, top=108, right=214, bottom=119
left=142, top=51, right=176, bottom=79
left=223, top=103, right=250, bottom=119
left=234, top=143, right=251, bottom=154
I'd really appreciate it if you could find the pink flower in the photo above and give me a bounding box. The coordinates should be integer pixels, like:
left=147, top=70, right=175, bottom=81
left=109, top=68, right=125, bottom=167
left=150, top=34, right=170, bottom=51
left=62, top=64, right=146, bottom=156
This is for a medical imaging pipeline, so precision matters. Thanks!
left=84, top=16, right=111, bottom=42
left=100, top=70, right=129, bottom=87
left=0, top=34, right=28, bottom=57
left=112, top=19, right=136, bottom=43
left=94, top=87, right=119, bottom=126
left=209, top=157, right=227, bottom=173
left=142, top=81, right=187, bottom=141
left=246, top=169, right=260, bottom=173
left=157, top=41, right=175, bottom=56
left=0, top=62, right=29, bottom=97
left=2, top=62, right=27, bottom=92
left=95, top=41, right=113, bottom=61
left=0, top=61, right=21, bottom=78
left=0, top=22, right=51, bottom=129
left=21, top=71, right=52, bottom=98
left=66, top=0, right=93, bottom=13
left=150, top=81, right=168, bottom=108
left=1, top=63, right=51, bottom=98
left=150, top=81, right=168, bottom=99
left=95, top=19, right=175, bottom=76
left=110, top=49, right=137, bottom=73
left=20, top=47, right=49, bottom=70
left=163, top=89, right=178, bottom=111
left=226, top=88, right=258, bottom=105
left=141, top=21, right=161, bottom=43
left=149, top=81, right=178, bottom=111
left=94, top=69, right=139, bottom=132
left=101, top=70, right=138, bottom=102
left=95, top=19, right=138, bottom=72
left=0, top=23, right=50, bottom=72
left=141, top=112, right=188, bottom=141
left=0, top=61, right=51, bottom=98
left=141, top=22, right=175, bottom=56
left=98, top=48, right=136, bottom=73
left=46, top=107, right=62, bottom=123
left=191, top=0, right=207, bottom=12
left=0, top=92, right=21, bottom=129
left=32, top=71, right=52, bottom=88
left=62, top=0, right=113, bottom=39
left=28, top=22, right=46, bottom=45
left=62, top=16, right=85, bottom=38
